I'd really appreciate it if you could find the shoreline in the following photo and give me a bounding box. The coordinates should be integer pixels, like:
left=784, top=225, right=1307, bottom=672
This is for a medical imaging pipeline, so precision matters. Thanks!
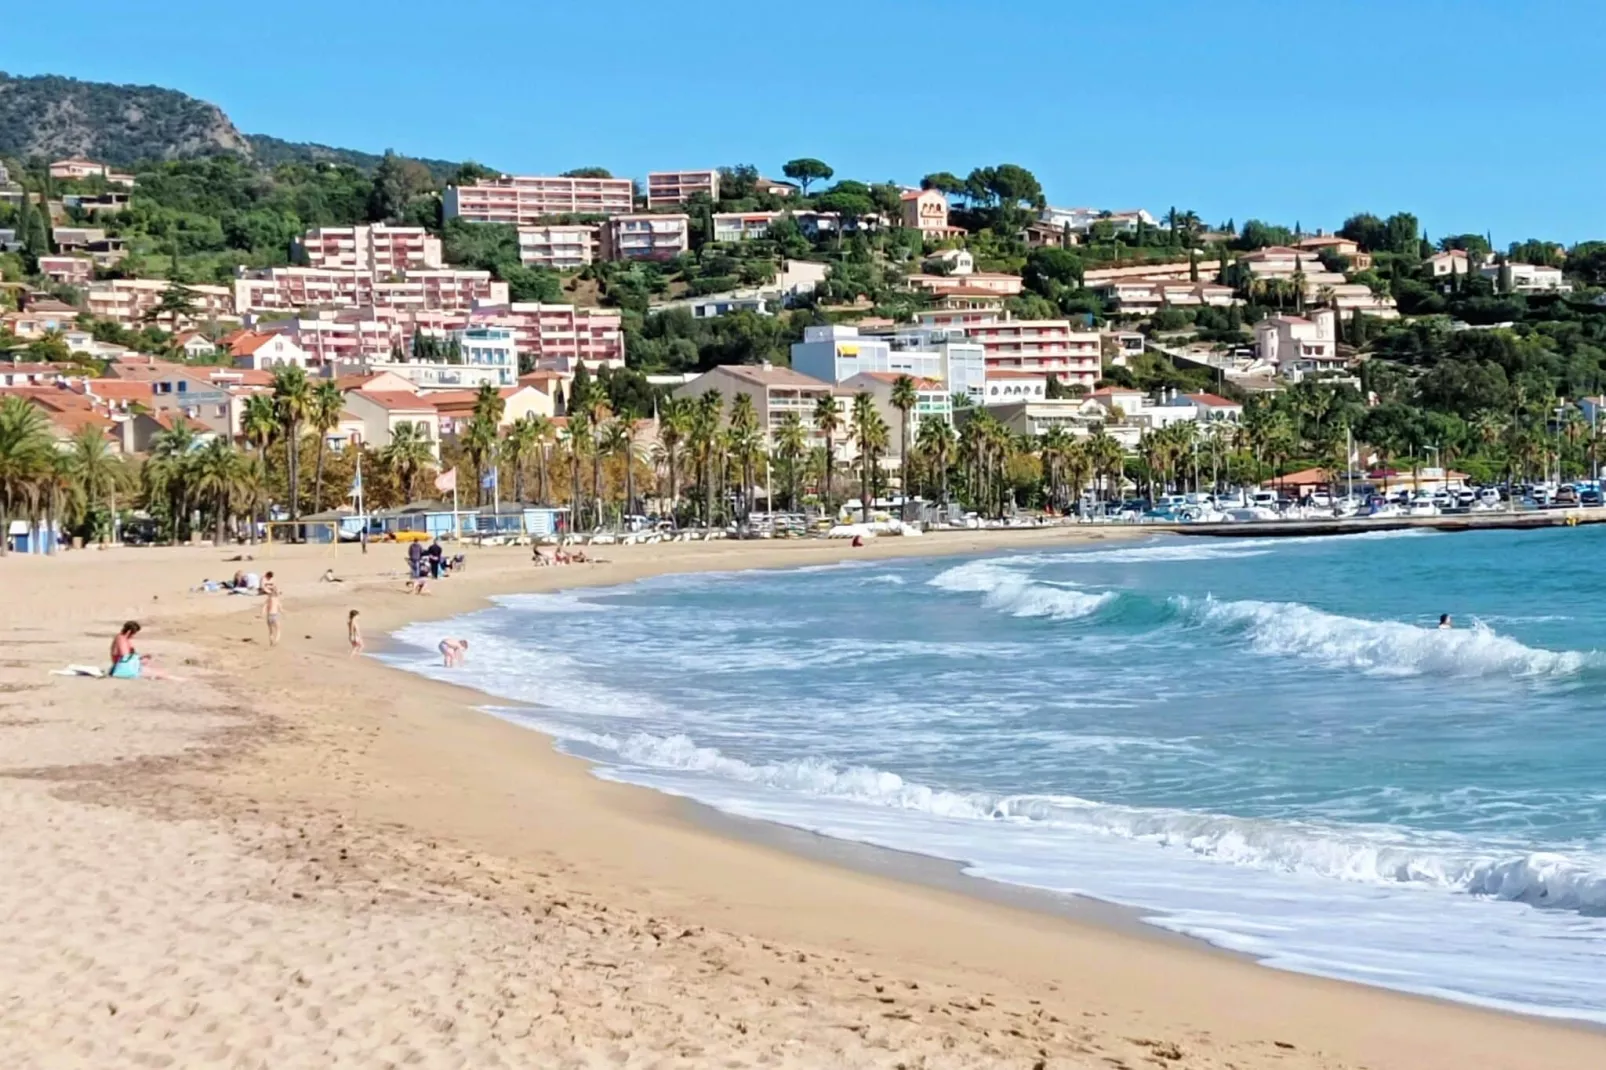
left=5, top=529, right=1605, bottom=1067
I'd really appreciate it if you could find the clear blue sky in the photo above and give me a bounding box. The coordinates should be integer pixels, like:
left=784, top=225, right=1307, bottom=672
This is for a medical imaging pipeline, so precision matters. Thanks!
left=4, top=0, right=1602, bottom=244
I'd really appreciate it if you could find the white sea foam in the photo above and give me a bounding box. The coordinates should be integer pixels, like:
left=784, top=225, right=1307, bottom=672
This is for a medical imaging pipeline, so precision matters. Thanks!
left=515, top=719, right=1606, bottom=915
left=928, top=560, right=1114, bottom=620
left=1062, top=543, right=1274, bottom=564
left=1181, top=596, right=1598, bottom=678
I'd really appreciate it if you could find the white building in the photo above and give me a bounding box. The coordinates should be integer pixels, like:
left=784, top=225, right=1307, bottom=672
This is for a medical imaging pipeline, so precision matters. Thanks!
left=1039, top=206, right=1158, bottom=233
left=452, top=326, right=519, bottom=387
left=1481, top=261, right=1572, bottom=294
left=790, top=324, right=985, bottom=403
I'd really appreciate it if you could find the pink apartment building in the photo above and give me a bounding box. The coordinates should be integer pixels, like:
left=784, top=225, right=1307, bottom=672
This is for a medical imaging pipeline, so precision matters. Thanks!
left=233, top=268, right=507, bottom=314
left=646, top=170, right=720, bottom=209
left=963, top=319, right=1103, bottom=388
left=298, top=224, right=443, bottom=274
left=444, top=175, right=635, bottom=225
left=371, top=303, right=626, bottom=373
left=84, top=278, right=235, bottom=327
left=599, top=214, right=691, bottom=261
left=272, top=310, right=402, bottom=365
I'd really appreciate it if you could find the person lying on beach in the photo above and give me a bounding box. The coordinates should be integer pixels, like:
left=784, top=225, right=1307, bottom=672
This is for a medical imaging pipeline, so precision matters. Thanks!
left=438, top=638, right=468, bottom=667
left=108, top=621, right=173, bottom=680
left=348, top=610, right=363, bottom=656
left=263, top=587, right=283, bottom=647
left=320, top=568, right=344, bottom=583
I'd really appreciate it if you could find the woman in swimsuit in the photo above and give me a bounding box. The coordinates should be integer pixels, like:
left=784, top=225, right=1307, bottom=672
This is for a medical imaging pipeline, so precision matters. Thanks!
left=108, top=622, right=171, bottom=679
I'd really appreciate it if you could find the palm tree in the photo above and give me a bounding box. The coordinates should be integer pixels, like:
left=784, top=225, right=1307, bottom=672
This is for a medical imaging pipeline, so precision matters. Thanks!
left=1039, top=426, right=1074, bottom=512
left=916, top=416, right=957, bottom=507
left=890, top=375, right=918, bottom=520
left=271, top=366, right=313, bottom=520
left=192, top=436, right=246, bottom=543
left=689, top=392, right=724, bottom=528
left=568, top=408, right=593, bottom=528
left=812, top=394, right=841, bottom=518
left=727, top=394, right=762, bottom=522
left=503, top=414, right=542, bottom=503
left=463, top=414, right=499, bottom=506
left=64, top=424, right=123, bottom=545
left=657, top=397, right=692, bottom=519
left=0, top=397, right=53, bottom=555
left=146, top=417, right=200, bottom=542
left=382, top=422, right=433, bottom=503
left=1085, top=426, right=1124, bottom=505
left=774, top=412, right=809, bottom=512
left=530, top=414, right=556, bottom=506
left=242, top=394, right=278, bottom=454
left=850, top=392, right=887, bottom=522
left=599, top=419, right=640, bottom=522
left=1063, top=440, right=1094, bottom=515
left=307, top=380, right=344, bottom=514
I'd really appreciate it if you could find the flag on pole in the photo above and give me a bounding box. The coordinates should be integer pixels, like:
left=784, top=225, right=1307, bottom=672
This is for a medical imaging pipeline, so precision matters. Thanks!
left=434, top=467, right=457, bottom=493
left=480, top=468, right=498, bottom=489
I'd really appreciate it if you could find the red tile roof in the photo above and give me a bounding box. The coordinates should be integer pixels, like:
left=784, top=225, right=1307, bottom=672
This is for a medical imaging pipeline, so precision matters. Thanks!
left=356, top=390, right=437, bottom=411
left=1185, top=392, right=1240, bottom=407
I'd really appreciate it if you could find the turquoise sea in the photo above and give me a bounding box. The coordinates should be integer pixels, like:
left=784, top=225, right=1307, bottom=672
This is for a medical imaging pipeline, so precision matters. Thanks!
left=387, top=527, right=1606, bottom=1021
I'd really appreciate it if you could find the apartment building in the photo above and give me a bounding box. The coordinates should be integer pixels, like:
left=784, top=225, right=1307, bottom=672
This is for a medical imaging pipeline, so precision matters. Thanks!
left=271, top=309, right=401, bottom=365
left=1294, top=234, right=1372, bottom=269
left=1235, top=246, right=1345, bottom=287
left=1039, top=206, right=1158, bottom=234
left=37, top=256, right=93, bottom=286
left=599, top=214, right=691, bottom=261
left=647, top=170, right=720, bottom=209
left=915, top=290, right=1006, bottom=332
left=963, top=319, right=1102, bottom=388
left=84, top=279, right=235, bottom=328
left=298, top=224, right=443, bottom=274
left=839, top=371, right=951, bottom=460
left=517, top=224, right=599, bottom=269
left=233, top=267, right=507, bottom=314
left=672, top=363, right=842, bottom=452
left=444, top=174, right=635, bottom=226
left=790, top=324, right=984, bottom=401
left=906, top=271, right=1024, bottom=297
left=711, top=210, right=844, bottom=243
left=363, top=303, right=627, bottom=374
left=1097, top=280, right=1238, bottom=315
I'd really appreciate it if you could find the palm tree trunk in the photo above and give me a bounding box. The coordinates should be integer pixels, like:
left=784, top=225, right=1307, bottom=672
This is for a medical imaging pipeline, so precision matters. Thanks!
left=313, top=437, right=327, bottom=515
left=287, top=423, right=300, bottom=521
left=537, top=448, right=549, bottom=506
left=0, top=502, right=9, bottom=556
left=216, top=492, right=227, bottom=544
left=591, top=451, right=604, bottom=529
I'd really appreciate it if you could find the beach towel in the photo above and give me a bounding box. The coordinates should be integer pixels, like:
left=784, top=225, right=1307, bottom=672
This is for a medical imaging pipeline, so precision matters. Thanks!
left=51, top=665, right=106, bottom=678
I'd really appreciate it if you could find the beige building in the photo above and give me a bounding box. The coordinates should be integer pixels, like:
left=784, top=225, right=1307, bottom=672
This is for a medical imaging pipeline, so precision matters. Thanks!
left=342, top=387, right=441, bottom=459
left=899, top=188, right=964, bottom=239
left=647, top=170, right=720, bottom=209
left=599, top=214, right=692, bottom=261
left=673, top=363, right=842, bottom=453
left=430, top=384, right=558, bottom=439
left=1254, top=309, right=1346, bottom=382
left=516, top=224, right=599, bottom=269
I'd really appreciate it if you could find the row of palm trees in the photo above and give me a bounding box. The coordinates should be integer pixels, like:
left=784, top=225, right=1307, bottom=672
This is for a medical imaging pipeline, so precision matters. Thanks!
left=0, top=396, right=128, bottom=555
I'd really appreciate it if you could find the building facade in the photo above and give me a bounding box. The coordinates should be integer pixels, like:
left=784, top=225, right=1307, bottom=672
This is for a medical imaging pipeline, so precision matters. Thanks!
left=963, top=319, right=1102, bottom=388
left=646, top=170, right=720, bottom=209
left=599, top=214, right=691, bottom=261
left=444, top=174, right=635, bottom=225
left=298, top=224, right=444, bottom=274
left=516, top=224, right=599, bottom=269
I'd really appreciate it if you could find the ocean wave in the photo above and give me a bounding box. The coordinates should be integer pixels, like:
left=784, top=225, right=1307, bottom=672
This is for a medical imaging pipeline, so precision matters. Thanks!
left=536, top=723, right=1606, bottom=915
left=1062, top=543, right=1274, bottom=564
left=1179, top=596, right=1598, bottom=678
left=928, top=560, right=1114, bottom=620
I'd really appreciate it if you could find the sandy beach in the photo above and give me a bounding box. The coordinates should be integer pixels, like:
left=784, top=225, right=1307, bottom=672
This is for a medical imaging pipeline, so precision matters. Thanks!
left=3, top=529, right=1604, bottom=1069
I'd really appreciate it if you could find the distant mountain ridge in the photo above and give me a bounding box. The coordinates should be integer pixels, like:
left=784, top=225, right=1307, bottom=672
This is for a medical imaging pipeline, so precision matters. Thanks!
left=0, top=71, right=465, bottom=178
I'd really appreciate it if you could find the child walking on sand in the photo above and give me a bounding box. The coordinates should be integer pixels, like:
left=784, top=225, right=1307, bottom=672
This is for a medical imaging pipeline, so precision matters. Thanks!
left=263, top=586, right=283, bottom=646
left=348, top=610, right=363, bottom=656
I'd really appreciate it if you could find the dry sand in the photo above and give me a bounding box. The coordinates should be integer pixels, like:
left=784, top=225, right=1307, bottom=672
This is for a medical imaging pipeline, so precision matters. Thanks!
left=1, top=530, right=1602, bottom=1069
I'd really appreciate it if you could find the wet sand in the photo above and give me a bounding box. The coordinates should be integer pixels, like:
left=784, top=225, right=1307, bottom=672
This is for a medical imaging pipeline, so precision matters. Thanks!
left=2, top=530, right=1603, bottom=1068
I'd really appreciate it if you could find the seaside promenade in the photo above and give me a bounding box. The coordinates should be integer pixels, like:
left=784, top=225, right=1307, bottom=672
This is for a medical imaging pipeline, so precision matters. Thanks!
left=2, top=532, right=1603, bottom=1068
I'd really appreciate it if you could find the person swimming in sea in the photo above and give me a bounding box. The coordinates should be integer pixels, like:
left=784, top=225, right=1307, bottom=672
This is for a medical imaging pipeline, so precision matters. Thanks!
left=1438, top=613, right=1453, bottom=629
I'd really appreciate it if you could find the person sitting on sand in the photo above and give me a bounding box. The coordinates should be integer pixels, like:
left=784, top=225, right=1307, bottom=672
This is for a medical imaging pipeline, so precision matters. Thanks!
left=108, top=621, right=172, bottom=680
left=320, top=568, right=343, bottom=583
left=348, top=610, right=364, bottom=656
left=438, top=638, right=468, bottom=667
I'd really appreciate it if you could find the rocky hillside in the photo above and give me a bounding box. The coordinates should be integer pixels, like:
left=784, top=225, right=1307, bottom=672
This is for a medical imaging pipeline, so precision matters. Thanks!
left=0, top=72, right=250, bottom=163
left=0, top=72, right=463, bottom=177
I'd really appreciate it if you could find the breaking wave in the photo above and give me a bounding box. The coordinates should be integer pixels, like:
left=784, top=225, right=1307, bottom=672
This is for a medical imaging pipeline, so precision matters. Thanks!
left=928, top=559, right=1114, bottom=620
left=532, top=722, right=1606, bottom=915
left=1180, top=596, right=1599, bottom=678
